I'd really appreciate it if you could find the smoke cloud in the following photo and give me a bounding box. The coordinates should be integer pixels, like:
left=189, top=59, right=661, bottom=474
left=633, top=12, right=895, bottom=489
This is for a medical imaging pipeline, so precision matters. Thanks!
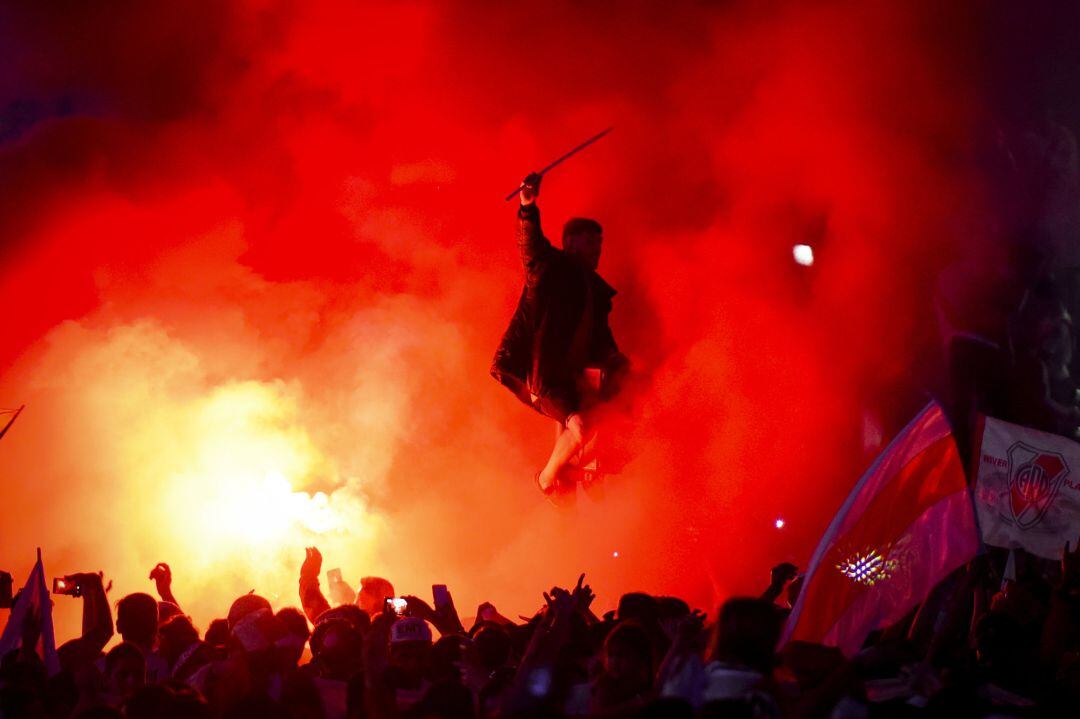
left=0, top=0, right=1037, bottom=637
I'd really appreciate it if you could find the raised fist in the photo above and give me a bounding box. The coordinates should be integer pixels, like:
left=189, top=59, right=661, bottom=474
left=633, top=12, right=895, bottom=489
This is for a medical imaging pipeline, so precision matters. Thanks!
left=149, top=563, right=171, bottom=587
left=519, top=172, right=542, bottom=206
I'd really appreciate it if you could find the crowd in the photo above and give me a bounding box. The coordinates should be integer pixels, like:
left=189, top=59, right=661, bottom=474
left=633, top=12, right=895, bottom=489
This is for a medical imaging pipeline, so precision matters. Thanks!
left=2, top=543, right=1080, bottom=718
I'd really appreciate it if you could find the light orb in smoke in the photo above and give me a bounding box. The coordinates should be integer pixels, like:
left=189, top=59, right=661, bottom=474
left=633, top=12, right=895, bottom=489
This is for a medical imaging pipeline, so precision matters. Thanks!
left=38, top=320, right=381, bottom=630
left=774, top=518, right=785, bottom=529
left=206, top=472, right=340, bottom=544
left=159, top=380, right=369, bottom=571
left=792, top=244, right=815, bottom=267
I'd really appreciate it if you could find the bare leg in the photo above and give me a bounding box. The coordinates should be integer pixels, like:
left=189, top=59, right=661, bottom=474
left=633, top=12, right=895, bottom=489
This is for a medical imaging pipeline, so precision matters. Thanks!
left=538, top=414, right=591, bottom=491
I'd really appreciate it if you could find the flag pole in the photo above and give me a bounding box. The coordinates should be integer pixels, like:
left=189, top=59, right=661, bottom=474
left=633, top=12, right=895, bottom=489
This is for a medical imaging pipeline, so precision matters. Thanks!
left=0, top=405, right=24, bottom=441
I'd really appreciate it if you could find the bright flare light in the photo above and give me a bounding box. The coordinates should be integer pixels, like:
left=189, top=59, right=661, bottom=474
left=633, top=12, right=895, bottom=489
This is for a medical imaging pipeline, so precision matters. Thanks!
left=774, top=518, right=785, bottom=529
left=792, top=244, right=815, bottom=266
left=159, top=381, right=372, bottom=573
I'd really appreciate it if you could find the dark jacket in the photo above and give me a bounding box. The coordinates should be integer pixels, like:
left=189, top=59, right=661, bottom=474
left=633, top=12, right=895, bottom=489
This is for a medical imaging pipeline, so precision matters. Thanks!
left=491, top=203, right=624, bottom=422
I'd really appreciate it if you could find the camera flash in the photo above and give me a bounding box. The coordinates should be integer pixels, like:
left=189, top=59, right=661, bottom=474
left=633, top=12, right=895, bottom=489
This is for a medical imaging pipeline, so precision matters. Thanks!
left=774, top=518, right=785, bottom=529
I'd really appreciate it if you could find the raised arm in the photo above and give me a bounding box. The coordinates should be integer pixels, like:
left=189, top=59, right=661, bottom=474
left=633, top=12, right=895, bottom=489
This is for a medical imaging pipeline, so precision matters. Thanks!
left=150, top=562, right=179, bottom=609
left=299, top=546, right=331, bottom=624
left=57, top=572, right=114, bottom=671
left=517, top=173, right=554, bottom=283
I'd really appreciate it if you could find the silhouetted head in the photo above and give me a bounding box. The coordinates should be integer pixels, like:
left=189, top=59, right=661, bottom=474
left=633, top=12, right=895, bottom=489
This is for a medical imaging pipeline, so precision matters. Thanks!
left=317, top=603, right=370, bottom=634
left=390, top=617, right=433, bottom=679
left=602, top=622, right=654, bottom=682
left=429, top=635, right=467, bottom=683
left=275, top=607, right=311, bottom=668
left=158, top=615, right=199, bottom=665
left=562, top=217, right=603, bottom=270
left=227, top=593, right=272, bottom=629
left=356, top=576, right=395, bottom=617
left=617, top=593, right=659, bottom=626
left=473, top=625, right=512, bottom=670
left=275, top=607, right=310, bottom=640
left=116, top=593, right=159, bottom=648
left=710, top=598, right=783, bottom=673
left=656, top=596, right=691, bottom=639
left=311, top=618, right=364, bottom=681
left=105, top=641, right=145, bottom=703
left=204, top=618, right=230, bottom=649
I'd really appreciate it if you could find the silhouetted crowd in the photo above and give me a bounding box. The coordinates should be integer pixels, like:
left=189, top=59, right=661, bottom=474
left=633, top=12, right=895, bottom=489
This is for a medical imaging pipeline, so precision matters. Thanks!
left=2, top=543, right=1080, bottom=718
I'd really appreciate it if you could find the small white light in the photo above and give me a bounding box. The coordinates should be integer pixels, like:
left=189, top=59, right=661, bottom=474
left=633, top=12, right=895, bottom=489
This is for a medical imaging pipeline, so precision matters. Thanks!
left=774, top=518, right=785, bottom=529
left=792, top=244, right=814, bottom=267
left=613, top=551, right=620, bottom=558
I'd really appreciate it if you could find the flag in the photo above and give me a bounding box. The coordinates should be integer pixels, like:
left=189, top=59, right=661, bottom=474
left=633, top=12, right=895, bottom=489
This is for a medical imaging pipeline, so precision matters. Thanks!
left=0, top=548, right=60, bottom=675
left=0, top=405, right=24, bottom=441
left=972, top=414, right=1080, bottom=559
left=782, top=402, right=980, bottom=656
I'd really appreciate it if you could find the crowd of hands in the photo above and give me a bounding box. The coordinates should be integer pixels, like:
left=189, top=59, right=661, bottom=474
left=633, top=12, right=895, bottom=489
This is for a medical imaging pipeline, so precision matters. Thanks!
left=2, top=542, right=1080, bottom=718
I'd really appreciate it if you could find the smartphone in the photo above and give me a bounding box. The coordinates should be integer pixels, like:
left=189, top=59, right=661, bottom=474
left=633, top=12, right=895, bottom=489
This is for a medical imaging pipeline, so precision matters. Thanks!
left=385, top=597, right=408, bottom=616
left=432, top=584, right=451, bottom=611
left=52, top=577, right=81, bottom=597
left=327, top=568, right=343, bottom=584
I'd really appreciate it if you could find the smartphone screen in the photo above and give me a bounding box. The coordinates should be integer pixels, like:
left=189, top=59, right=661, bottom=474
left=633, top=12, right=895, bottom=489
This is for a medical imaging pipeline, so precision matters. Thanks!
left=327, top=568, right=343, bottom=583
left=386, top=591, right=406, bottom=617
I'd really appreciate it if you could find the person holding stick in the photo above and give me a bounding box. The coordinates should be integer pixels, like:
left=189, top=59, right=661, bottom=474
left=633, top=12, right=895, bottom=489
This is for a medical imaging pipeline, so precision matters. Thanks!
left=492, top=172, right=628, bottom=503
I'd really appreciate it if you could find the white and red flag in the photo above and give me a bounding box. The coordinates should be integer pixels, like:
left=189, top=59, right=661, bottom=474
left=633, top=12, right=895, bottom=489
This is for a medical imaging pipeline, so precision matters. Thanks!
left=0, top=548, right=60, bottom=675
left=782, top=402, right=980, bottom=656
left=973, top=415, right=1080, bottom=559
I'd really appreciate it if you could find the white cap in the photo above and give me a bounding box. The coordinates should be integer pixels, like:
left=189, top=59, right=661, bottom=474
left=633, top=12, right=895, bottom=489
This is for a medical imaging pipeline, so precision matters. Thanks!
left=390, top=617, right=432, bottom=644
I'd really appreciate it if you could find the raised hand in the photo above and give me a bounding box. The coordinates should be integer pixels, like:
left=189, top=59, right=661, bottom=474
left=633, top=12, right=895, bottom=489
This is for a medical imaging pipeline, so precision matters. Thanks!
left=519, top=172, right=542, bottom=206
left=301, top=547, right=322, bottom=581
left=149, top=562, right=172, bottom=594
left=681, top=609, right=707, bottom=637
left=477, top=601, right=509, bottom=625
left=770, top=562, right=799, bottom=589
left=543, top=584, right=576, bottom=623
left=68, top=572, right=104, bottom=589
left=431, top=586, right=465, bottom=634
left=402, top=595, right=434, bottom=621
left=397, top=594, right=460, bottom=634
left=671, top=609, right=708, bottom=653
left=570, top=573, right=595, bottom=613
